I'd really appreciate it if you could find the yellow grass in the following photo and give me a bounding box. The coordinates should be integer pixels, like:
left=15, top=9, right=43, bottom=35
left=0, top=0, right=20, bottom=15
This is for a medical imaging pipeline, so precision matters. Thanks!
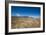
left=11, top=17, right=40, bottom=29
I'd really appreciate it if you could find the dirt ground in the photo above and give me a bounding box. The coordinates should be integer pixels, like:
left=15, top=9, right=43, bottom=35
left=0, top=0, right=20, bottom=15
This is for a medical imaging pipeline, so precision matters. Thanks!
left=11, top=16, right=40, bottom=29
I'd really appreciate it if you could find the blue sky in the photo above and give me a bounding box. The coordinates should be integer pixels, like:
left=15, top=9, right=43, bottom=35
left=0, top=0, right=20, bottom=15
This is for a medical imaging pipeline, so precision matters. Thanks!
left=11, top=6, right=40, bottom=17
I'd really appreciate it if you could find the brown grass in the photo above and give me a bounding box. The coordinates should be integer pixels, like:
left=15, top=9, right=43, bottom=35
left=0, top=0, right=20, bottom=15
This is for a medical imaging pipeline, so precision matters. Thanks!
left=11, top=16, right=40, bottom=29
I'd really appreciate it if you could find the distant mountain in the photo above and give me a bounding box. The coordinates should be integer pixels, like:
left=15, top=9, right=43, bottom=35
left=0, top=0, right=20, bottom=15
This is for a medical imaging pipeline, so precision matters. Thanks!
left=12, top=16, right=34, bottom=18
left=11, top=16, right=40, bottom=20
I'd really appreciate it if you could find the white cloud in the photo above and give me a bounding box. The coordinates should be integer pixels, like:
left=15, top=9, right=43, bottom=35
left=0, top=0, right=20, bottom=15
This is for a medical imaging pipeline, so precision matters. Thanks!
left=16, top=13, right=20, bottom=16
left=28, top=16, right=40, bottom=18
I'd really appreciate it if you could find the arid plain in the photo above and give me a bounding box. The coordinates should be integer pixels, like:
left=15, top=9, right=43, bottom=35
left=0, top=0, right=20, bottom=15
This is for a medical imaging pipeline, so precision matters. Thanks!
left=11, top=16, right=40, bottom=29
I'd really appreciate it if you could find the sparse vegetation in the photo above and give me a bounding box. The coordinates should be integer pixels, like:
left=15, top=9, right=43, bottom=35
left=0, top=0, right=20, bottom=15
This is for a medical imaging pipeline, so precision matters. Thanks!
left=11, top=16, right=40, bottom=29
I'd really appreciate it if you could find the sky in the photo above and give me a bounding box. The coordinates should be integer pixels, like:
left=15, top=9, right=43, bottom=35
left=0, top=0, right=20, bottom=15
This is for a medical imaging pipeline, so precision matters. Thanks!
left=11, top=6, right=40, bottom=17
